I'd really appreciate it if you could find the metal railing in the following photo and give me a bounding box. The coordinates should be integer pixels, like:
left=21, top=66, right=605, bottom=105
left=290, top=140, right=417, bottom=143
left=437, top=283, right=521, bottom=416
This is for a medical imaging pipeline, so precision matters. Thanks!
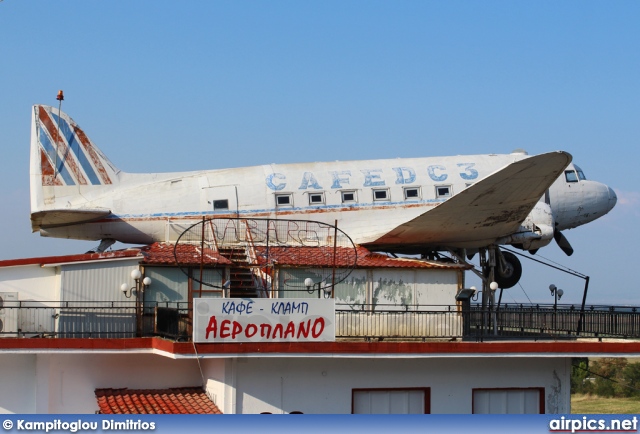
left=484, top=303, right=640, bottom=340
left=336, top=303, right=640, bottom=341
left=0, top=301, right=190, bottom=340
left=2, top=301, right=640, bottom=341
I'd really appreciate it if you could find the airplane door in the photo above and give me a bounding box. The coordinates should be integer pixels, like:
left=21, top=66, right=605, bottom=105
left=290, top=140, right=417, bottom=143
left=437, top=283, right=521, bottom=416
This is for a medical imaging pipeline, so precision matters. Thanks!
left=202, top=185, right=239, bottom=217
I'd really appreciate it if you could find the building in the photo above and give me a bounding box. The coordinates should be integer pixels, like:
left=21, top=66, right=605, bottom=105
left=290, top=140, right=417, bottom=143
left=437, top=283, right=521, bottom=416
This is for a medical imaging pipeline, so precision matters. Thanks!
left=0, top=243, right=638, bottom=414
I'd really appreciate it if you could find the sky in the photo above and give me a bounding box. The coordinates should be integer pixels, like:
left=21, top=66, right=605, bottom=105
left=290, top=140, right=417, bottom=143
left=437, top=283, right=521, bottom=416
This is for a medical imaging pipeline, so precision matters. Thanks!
left=0, top=1, right=638, bottom=305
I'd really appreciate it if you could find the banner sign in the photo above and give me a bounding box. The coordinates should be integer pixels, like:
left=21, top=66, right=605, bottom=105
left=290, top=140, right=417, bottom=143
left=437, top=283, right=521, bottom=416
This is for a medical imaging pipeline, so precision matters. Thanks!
left=193, top=298, right=335, bottom=343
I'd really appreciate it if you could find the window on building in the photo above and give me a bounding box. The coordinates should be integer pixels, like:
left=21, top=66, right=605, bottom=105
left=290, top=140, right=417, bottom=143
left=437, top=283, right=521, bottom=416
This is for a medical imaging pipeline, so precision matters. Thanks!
left=373, top=189, right=389, bottom=201
left=352, top=388, right=430, bottom=414
left=435, top=185, right=451, bottom=198
left=213, top=199, right=229, bottom=210
left=309, top=192, right=325, bottom=205
left=472, top=388, right=544, bottom=414
left=275, top=194, right=293, bottom=207
left=403, top=187, right=420, bottom=200
left=341, top=190, right=357, bottom=203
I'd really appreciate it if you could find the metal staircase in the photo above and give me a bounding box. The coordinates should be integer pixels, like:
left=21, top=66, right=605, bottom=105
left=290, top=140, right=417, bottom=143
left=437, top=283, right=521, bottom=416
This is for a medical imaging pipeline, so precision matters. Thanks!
left=218, top=247, right=260, bottom=298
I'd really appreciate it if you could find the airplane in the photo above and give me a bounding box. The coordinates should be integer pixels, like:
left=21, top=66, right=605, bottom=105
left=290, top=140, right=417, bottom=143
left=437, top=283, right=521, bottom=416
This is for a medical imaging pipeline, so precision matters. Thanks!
left=29, top=104, right=617, bottom=288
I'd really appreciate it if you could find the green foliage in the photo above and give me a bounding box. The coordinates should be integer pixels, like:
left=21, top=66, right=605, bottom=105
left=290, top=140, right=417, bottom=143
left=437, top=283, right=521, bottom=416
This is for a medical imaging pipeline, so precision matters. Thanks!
left=571, top=357, right=593, bottom=395
left=622, top=363, right=640, bottom=397
left=572, top=358, right=640, bottom=398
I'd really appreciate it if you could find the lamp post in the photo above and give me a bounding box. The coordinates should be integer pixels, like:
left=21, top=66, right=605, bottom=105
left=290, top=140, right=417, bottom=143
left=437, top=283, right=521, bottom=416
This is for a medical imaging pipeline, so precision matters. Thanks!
left=120, top=269, right=152, bottom=337
left=304, top=278, right=332, bottom=299
left=120, top=269, right=152, bottom=298
left=489, top=281, right=499, bottom=335
left=549, top=284, right=563, bottom=309
left=549, top=284, right=564, bottom=331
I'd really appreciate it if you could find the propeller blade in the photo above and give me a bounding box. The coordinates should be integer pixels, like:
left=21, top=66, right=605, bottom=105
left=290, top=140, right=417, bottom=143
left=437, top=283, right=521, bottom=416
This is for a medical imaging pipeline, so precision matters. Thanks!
left=554, top=230, right=574, bottom=256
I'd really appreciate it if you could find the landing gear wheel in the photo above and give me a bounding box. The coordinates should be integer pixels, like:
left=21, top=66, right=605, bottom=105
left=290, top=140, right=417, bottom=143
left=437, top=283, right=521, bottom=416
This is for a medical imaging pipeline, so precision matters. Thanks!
left=487, top=251, right=522, bottom=289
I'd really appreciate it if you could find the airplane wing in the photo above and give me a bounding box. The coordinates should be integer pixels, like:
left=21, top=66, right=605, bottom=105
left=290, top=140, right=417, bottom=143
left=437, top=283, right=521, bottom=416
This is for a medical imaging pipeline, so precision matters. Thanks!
left=31, top=209, right=112, bottom=231
left=366, top=151, right=572, bottom=250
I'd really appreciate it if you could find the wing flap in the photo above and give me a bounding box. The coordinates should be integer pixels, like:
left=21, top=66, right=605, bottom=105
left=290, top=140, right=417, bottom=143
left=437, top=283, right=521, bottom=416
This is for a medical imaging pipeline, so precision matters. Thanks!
left=367, top=151, right=572, bottom=250
left=31, top=209, right=112, bottom=231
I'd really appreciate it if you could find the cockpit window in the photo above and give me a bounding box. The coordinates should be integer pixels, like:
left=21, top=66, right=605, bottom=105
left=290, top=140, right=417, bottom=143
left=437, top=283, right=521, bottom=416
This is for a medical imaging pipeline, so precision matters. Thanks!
left=565, top=170, right=578, bottom=183
left=574, top=164, right=586, bottom=181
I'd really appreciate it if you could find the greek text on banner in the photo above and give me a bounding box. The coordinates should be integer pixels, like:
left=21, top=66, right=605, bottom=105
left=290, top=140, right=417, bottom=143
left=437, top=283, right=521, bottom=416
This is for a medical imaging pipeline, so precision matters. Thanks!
left=193, top=298, right=335, bottom=343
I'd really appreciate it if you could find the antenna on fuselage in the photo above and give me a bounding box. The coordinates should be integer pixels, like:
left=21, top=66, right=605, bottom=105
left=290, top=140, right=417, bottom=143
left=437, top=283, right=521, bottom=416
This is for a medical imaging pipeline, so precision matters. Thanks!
left=54, top=90, right=64, bottom=179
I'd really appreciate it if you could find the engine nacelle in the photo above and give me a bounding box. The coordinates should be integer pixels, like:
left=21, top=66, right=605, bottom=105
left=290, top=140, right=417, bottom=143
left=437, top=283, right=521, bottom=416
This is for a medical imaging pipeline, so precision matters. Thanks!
left=497, top=201, right=555, bottom=251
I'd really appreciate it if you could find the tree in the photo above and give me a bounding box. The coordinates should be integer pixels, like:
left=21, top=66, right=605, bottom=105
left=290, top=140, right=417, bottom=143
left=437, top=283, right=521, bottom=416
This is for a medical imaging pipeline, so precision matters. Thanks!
left=590, top=358, right=628, bottom=397
left=571, top=357, right=593, bottom=395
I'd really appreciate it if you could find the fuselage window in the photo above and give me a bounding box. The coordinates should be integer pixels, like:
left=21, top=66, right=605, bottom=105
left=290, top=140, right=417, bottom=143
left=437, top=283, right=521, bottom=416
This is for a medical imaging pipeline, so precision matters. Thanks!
left=574, top=164, right=586, bottom=181
left=275, top=194, right=293, bottom=207
left=435, top=185, right=451, bottom=198
left=565, top=170, right=578, bottom=183
left=373, top=189, right=389, bottom=201
left=213, top=199, right=229, bottom=210
left=404, top=187, right=420, bottom=200
left=341, top=190, right=357, bottom=203
left=309, top=192, right=325, bottom=205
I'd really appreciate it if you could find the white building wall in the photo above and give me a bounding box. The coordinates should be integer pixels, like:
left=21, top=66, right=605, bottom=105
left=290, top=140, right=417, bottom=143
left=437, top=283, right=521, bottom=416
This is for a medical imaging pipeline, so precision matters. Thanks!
left=0, top=265, right=60, bottom=336
left=202, top=358, right=228, bottom=409
left=280, top=268, right=460, bottom=308
left=414, top=269, right=460, bottom=306
left=232, top=356, right=570, bottom=414
left=0, top=353, right=570, bottom=414
left=0, top=354, right=37, bottom=414
left=60, top=259, right=141, bottom=302
left=372, top=269, right=459, bottom=308
left=0, top=353, right=204, bottom=414
left=0, top=264, right=58, bottom=302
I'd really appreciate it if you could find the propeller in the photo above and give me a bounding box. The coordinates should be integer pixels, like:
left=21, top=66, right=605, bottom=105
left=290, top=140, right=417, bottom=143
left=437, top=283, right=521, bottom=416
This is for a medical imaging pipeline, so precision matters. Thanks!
left=554, top=229, right=574, bottom=256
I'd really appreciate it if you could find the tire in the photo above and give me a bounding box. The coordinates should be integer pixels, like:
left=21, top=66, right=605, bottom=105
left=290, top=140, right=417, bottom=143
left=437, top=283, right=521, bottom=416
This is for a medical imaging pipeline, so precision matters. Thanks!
left=487, top=251, right=522, bottom=289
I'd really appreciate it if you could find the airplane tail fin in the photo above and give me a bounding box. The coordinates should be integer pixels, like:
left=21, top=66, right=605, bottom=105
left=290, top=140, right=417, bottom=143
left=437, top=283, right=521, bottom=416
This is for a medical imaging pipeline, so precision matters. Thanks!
left=30, top=105, right=120, bottom=230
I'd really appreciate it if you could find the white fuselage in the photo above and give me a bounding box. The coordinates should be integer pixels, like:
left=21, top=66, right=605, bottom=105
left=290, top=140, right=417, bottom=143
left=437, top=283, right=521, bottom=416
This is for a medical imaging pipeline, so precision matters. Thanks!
left=37, top=152, right=616, bottom=251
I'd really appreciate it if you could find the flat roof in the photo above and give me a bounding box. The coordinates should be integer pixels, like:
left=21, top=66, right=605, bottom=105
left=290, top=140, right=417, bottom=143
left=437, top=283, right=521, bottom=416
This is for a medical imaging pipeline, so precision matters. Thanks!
left=1, top=337, right=639, bottom=358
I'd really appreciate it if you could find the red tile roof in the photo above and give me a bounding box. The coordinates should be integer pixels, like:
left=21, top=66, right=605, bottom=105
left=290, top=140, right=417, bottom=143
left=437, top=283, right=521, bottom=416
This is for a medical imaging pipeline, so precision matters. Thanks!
left=254, top=246, right=471, bottom=269
left=0, top=249, right=142, bottom=268
left=95, top=387, right=222, bottom=414
left=0, top=243, right=467, bottom=270
left=141, top=243, right=232, bottom=266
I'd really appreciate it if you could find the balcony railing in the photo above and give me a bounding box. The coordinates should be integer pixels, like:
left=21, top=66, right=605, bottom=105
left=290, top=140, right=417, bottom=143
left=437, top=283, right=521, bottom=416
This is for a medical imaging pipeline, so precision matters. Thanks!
left=1, top=301, right=640, bottom=341
left=336, top=303, right=640, bottom=341
left=0, top=301, right=190, bottom=340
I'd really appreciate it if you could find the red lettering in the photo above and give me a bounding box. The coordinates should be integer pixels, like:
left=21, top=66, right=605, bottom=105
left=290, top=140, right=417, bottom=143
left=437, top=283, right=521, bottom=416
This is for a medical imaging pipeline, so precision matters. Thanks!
left=205, top=317, right=328, bottom=341
left=297, top=319, right=311, bottom=338
left=246, top=323, right=258, bottom=338
left=272, top=323, right=284, bottom=339
left=232, top=321, right=243, bottom=339
left=205, top=316, right=218, bottom=339
left=283, top=321, right=295, bottom=338
left=220, top=320, right=231, bottom=338
left=311, top=317, right=325, bottom=338
left=260, top=323, right=272, bottom=338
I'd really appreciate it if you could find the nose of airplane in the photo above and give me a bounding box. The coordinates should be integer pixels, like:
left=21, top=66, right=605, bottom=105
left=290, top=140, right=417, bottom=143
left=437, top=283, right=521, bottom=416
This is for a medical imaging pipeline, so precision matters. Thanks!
left=607, top=186, right=617, bottom=213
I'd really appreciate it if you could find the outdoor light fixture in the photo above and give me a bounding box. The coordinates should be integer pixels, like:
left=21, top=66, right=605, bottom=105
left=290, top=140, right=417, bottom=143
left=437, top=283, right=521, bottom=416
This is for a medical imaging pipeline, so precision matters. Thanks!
left=549, top=284, right=564, bottom=309
left=489, top=281, right=499, bottom=291
left=469, top=286, right=482, bottom=301
left=121, top=269, right=152, bottom=298
left=304, top=278, right=332, bottom=299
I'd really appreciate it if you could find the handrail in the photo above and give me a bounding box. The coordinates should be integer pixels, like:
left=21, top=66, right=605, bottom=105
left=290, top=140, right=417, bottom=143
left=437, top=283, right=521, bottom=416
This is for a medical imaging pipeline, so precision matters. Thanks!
left=2, top=301, right=640, bottom=341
